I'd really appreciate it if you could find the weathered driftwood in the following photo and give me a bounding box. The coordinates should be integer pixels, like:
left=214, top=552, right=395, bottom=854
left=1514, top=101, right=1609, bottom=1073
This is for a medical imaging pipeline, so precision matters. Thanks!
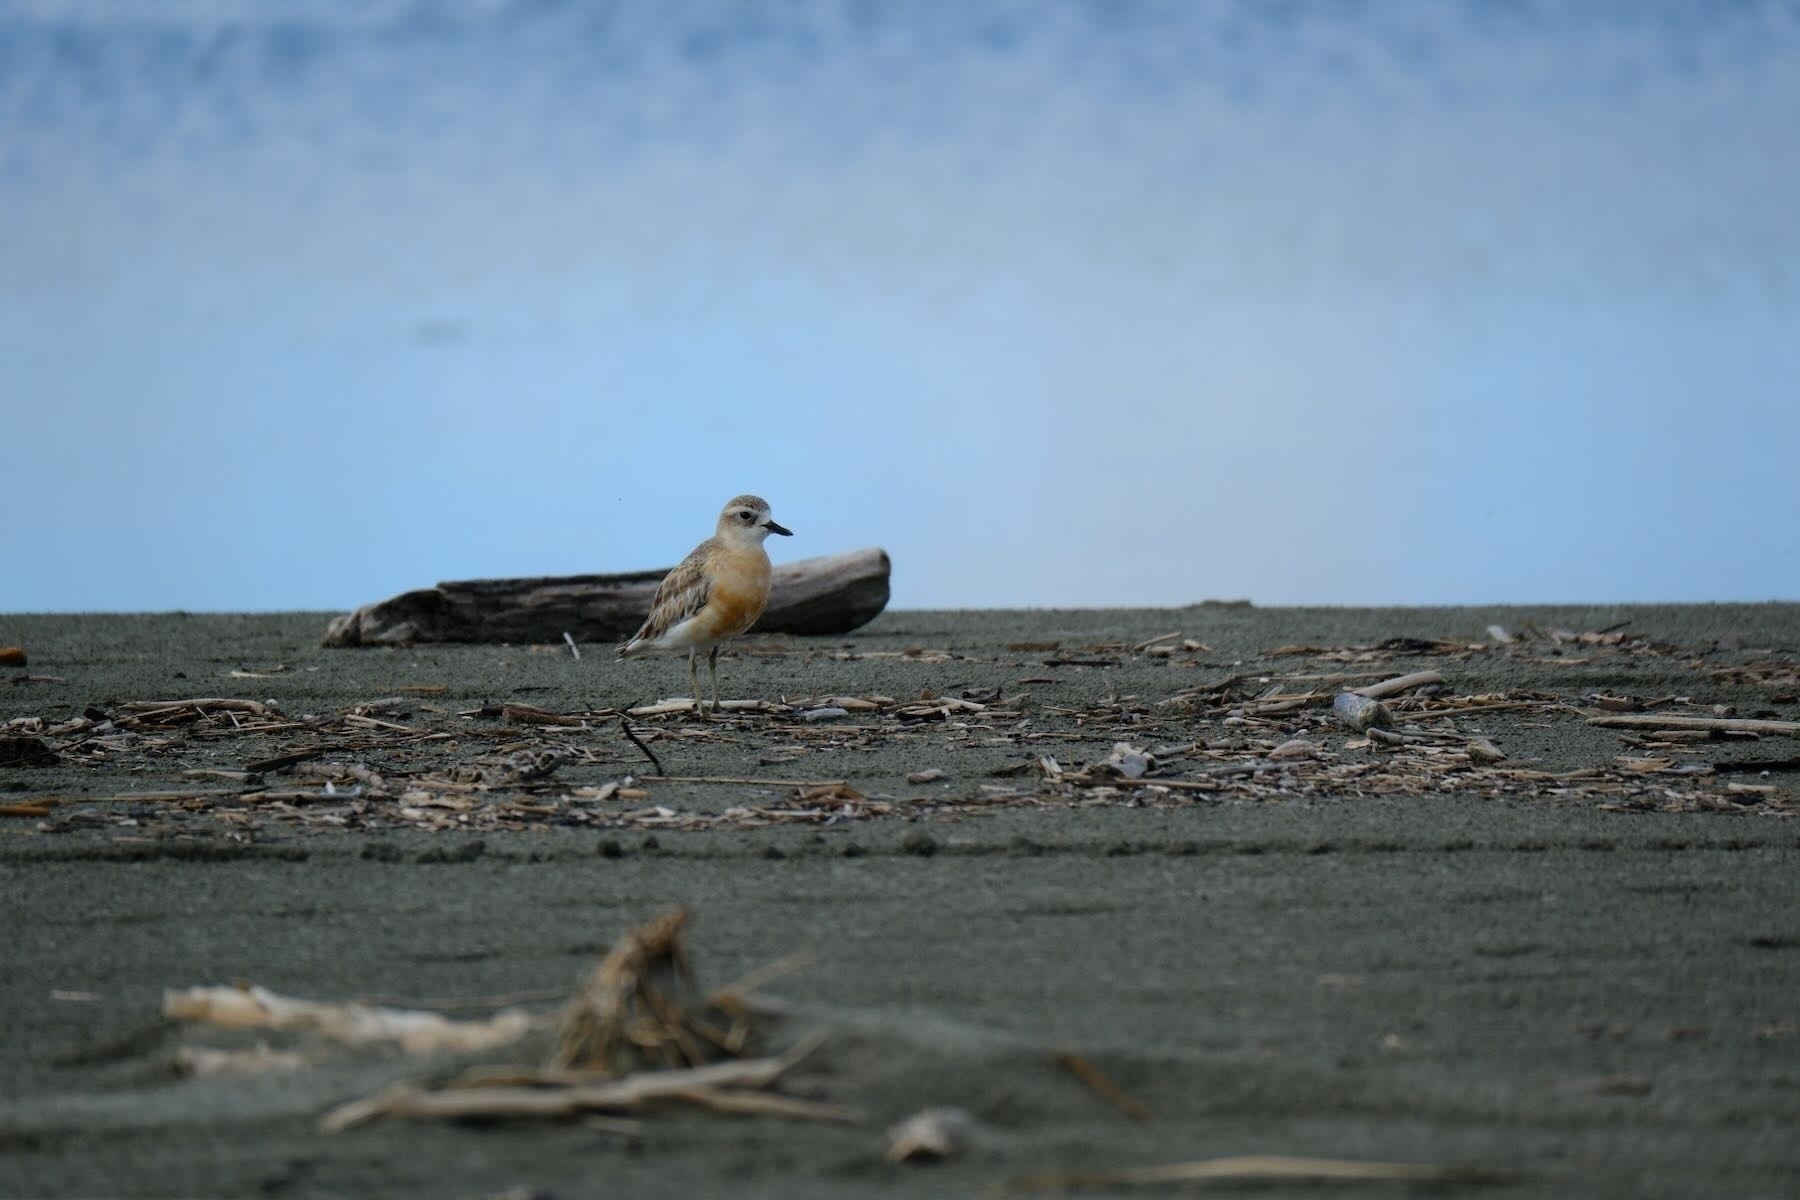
left=323, top=547, right=890, bottom=647
left=1585, top=713, right=1800, bottom=737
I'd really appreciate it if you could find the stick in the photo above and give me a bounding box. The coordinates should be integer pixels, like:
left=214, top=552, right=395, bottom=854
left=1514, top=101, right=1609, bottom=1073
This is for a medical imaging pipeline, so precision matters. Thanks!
left=641, top=774, right=849, bottom=788
left=502, top=703, right=589, bottom=727
left=320, top=1034, right=829, bottom=1133
left=563, top=632, right=581, bottom=660
left=1586, top=714, right=1800, bottom=736
left=628, top=699, right=789, bottom=717
left=656, top=1086, right=859, bottom=1122
left=1352, top=670, right=1446, bottom=699
left=620, top=719, right=665, bottom=775
left=121, top=698, right=273, bottom=716
left=164, top=984, right=539, bottom=1054
left=999, top=1154, right=1502, bottom=1193
left=1053, top=1051, right=1152, bottom=1123
left=243, top=747, right=339, bottom=773
left=1112, top=777, right=1220, bottom=792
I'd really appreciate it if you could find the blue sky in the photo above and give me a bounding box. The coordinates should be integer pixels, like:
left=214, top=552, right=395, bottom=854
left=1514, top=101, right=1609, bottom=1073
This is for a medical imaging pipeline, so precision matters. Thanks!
left=3, top=1, right=1797, bottom=612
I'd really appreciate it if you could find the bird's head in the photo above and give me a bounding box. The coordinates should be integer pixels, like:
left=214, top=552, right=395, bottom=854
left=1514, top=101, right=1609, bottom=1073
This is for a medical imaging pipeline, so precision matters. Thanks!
left=716, top=494, right=793, bottom=545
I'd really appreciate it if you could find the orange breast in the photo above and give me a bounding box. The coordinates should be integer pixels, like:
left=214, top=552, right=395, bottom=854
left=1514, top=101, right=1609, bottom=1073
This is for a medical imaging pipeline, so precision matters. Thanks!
left=698, top=551, right=771, bottom=642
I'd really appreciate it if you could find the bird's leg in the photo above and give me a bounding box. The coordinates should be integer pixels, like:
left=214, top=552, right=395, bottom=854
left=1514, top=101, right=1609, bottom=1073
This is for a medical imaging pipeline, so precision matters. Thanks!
left=687, top=648, right=707, bottom=719
left=708, top=644, right=722, bottom=715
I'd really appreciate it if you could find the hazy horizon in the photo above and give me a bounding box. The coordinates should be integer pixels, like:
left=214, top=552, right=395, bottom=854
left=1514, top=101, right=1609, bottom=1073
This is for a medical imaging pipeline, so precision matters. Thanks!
left=5, top=2, right=1797, bottom=613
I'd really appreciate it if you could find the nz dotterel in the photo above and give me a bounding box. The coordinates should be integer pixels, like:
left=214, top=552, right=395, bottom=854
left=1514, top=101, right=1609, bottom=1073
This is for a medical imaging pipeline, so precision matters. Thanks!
left=616, top=495, right=793, bottom=716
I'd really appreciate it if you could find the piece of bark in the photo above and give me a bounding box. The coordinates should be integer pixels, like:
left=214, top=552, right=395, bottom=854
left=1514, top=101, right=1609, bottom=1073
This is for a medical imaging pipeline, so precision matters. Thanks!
left=323, top=548, right=890, bottom=647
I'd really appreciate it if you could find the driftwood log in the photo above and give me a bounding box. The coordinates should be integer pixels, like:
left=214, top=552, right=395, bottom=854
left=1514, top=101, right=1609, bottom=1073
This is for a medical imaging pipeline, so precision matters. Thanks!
left=322, top=547, right=891, bottom=647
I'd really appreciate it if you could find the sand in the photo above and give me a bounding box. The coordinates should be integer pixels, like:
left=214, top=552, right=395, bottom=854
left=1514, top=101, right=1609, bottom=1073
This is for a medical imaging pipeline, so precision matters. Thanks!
left=2, top=603, right=1797, bottom=1199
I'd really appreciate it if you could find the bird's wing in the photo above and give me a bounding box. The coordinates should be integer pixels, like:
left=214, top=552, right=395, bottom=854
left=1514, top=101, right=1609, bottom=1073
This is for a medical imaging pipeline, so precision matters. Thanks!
left=620, top=539, right=714, bottom=650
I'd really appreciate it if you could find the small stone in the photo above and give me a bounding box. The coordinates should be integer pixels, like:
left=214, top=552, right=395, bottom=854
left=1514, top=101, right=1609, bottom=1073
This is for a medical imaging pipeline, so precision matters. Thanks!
left=901, top=831, right=938, bottom=857
left=1466, top=738, right=1507, bottom=765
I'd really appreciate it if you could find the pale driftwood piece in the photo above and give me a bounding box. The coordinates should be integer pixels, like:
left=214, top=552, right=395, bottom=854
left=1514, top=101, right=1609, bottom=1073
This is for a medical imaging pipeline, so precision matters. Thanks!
left=122, top=698, right=274, bottom=717
left=323, top=547, right=891, bottom=647
left=163, top=984, right=540, bottom=1054
left=1585, top=713, right=1800, bottom=737
left=1001, top=1154, right=1502, bottom=1193
left=319, top=1035, right=830, bottom=1133
left=1352, top=669, right=1447, bottom=699
left=1332, top=692, right=1393, bottom=731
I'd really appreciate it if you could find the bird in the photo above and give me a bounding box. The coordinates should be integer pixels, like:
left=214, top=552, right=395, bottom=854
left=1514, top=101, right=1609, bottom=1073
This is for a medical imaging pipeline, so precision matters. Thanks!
left=617, top=494, right=793, bottom=717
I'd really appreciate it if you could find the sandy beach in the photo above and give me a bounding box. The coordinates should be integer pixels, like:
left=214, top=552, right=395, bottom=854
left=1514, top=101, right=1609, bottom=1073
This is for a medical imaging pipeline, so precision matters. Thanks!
left=2, top=603, right=1797, bottom=1198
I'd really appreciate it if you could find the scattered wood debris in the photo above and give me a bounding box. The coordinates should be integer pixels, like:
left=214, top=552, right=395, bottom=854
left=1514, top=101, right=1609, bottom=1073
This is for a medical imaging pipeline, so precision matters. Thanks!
left=155, top=910, right=847, bottom=1135
left=304, top=910, right=844, bottom=1133
left=3, top=619, right=1793, bottom=835
left=320, top=1035, right=849, bottom=1133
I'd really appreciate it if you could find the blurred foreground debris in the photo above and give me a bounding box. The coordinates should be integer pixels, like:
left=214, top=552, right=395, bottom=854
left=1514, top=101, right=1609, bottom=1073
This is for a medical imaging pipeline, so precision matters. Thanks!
left=159, top=909, right=847, bottom=1131
left=164, top=983, right=539, bottom=1055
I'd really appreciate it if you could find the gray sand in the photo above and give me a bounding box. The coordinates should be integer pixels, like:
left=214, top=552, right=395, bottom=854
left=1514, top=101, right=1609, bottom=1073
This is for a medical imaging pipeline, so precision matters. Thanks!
left=2, top=604, right=1797, bottom=1199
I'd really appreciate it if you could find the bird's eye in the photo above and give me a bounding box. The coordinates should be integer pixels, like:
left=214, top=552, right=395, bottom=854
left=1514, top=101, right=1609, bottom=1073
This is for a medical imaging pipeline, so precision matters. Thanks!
left=738, top=511, right=753, bottom=521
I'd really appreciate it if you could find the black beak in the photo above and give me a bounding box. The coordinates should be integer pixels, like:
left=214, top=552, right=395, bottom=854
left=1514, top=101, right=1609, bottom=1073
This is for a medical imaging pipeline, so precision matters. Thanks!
left=764, top=519, right=793, bottom=536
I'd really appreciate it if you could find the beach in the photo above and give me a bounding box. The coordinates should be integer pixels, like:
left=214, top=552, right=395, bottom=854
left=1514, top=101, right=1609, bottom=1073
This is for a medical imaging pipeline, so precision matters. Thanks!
left=2, top=604, right=1797, bottom=1198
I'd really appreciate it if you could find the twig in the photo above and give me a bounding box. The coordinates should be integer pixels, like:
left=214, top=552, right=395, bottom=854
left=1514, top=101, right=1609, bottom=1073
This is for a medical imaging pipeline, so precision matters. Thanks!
left=997, top=1154, right=1505, bottom=1193
left=1352, top=670, right=1447, bottom=699
left=121, top=698, right=273, bottom=716
left=620, top=719, right=665, bottom=775
left=1053, top=1051, right=1152, bottom=1123
left=641, top=774, right=849, bottom=788
left=563, top=631, right=581, bottom=660
left=658, top=1085, right=859, bottom=1122
left=319, top=1033, right=831, bottom=1133
left=504, top=703, right=589, bottom=727
left=163, top=983, right=540, bottom=1053
left=1586, top=714, right=1800, bottom=736
left=243, top=747, right=339, bottom=773
left=710, top=952, right=817, bottom=1014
